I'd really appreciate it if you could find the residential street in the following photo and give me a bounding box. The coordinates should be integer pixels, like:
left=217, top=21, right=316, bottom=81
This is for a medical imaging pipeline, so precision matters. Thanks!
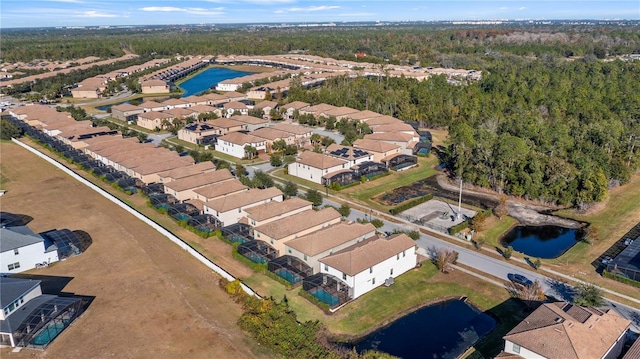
left=320, top=192, right=640, bottom=332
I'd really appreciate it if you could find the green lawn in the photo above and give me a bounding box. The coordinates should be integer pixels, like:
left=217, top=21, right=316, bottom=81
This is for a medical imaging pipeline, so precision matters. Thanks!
left=324, top=262, right=507, bottom=337
left=477, top=216, right=518, bottom=249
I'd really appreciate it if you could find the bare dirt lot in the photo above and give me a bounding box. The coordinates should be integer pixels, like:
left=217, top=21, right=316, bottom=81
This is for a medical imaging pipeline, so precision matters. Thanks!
left=0, top=141, right=271, bottom=359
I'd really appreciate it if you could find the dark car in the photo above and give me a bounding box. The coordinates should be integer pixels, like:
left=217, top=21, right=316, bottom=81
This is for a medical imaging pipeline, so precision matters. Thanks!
left=508, top=273, right=533, bottom=287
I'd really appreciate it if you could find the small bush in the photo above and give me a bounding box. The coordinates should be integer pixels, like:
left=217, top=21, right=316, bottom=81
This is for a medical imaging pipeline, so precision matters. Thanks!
left=371, top=219, right=384, bottom=228
left=473, top=239, right=485, bottom=250
left=533, top=258, right=542, bottom=270
left=603, top=270, right=640, bottom=288
left=503, top=246, right=514, bottom=260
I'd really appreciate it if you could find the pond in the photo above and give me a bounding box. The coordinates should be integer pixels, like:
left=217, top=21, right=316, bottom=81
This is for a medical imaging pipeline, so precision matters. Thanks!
left=501, top=225, right=583, bottom=259
left=178, top=67, right=253, bottom=97
left=351, top=299, right=496, bottom=359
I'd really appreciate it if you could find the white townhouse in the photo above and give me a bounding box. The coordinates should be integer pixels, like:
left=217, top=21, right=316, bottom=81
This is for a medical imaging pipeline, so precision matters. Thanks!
left=288, top=151, right=348, bottom=185
left=285, top=222, right=376, bottom=274
left=1, top=227, right=59, bottom=274
left=203, top=187, right=283, bottom=227
left=215, top=132, right=267, bottom=159
left=319, top=234, right=417, bottom=300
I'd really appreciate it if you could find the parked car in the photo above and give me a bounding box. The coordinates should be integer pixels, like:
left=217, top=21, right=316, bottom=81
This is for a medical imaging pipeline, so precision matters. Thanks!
left=508, top=273, right=533, bottom=287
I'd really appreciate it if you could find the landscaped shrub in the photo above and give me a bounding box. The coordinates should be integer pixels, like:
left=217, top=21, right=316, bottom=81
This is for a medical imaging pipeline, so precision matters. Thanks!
left=503, top=246, right=514, bottom=260
left=370, top=219, right=384, bottom=228
left=389, top=194, right=434, bottom=215
left=603, top=270, right=640, bottom=288
left=449, top=221, right=470, bottom=235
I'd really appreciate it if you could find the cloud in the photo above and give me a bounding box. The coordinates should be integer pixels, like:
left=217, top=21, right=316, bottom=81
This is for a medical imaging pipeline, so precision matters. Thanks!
left=74, top=10, right=118, bottom=18
left=499, top=7, right=508, bottom=10
left=519, top=7, right=527, bottom=11
left=139, top=6, right=224, bottom=15
left=338, top=13, right=376, bottom=17
left=286, top=6, right=340, bottom=12
left=244, top=0, right=295, bottom=3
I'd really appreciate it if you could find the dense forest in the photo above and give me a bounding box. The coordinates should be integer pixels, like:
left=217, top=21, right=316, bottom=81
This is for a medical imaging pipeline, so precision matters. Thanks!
left=2, top=24, right=639, bottom=206
left=2, top=24, right=640, bottom=67
left=287, top=57, right=640, bottom=206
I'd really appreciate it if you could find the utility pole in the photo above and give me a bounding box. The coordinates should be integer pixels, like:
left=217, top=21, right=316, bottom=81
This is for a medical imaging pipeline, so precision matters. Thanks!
left=457, top=178, right=463, bottom=220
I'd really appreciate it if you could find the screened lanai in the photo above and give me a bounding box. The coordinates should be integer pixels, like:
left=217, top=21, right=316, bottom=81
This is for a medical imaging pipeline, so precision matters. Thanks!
left=3, top=295, right=85, bottom=349
left=302, top=273, right=352, bottom=309
left=41, top=229, right=92, bottom=260
left=237, top=240, right=277, bottom=264
left=222, top=223, right=253, bottom=243
left=267, top=255, right=312, bottom=286
left=188, top=214, right=222, bottom=233
left=168, top=202, right=200, bottom=221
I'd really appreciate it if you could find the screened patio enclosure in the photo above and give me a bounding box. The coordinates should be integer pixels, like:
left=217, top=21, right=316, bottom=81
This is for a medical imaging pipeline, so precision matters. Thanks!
left=383, top=154, right=418, bottom=170
left=149, top=193, right=178, bottom=209
left=2, top=295, right=85, bottom=349
left=267, top=255, right=313, bottom=286
left=322, top=169, right=355, bottom=187
left=352, top=161, right=388, bottom=179
left=302, top=273, right=352, bottom=309
left=237, top=240, right=277, bottom=264
left=41, top=229, right=93, bottom=260
left=222, top=223, right=253, bottom=243
left=168, top=202, right=201, bottom=221
left=188, top=214, right=222, bottom=233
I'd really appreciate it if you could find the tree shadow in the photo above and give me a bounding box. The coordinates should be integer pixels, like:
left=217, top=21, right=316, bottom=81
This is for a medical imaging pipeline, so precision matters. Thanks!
left=545, top=278, right=577, bottom=302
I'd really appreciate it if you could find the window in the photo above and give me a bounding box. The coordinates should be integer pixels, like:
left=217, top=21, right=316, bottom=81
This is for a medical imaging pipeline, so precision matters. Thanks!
left=403, top=250, right=406, bottom=257
left=324, top=264, right=328, bottom=271
left=369, top=267, right=373, bottom=274
left=396, top=253, right=400, bottom=260
left=270, top=239, right=274, bottom=244
left=390, top=268, right=394, bottom=275
left=288, top=248, right=292, bottom=254
left=7, top=262, right=20, bottom=271
left=14, top=248, right=19, bottom=255
left=342, top=273, right=347, bottom=280
left=372, top=278, right=376, bottom=285
left=304, top=254, right=307, bottom=261
left=512, top=344, right=520, bottom=354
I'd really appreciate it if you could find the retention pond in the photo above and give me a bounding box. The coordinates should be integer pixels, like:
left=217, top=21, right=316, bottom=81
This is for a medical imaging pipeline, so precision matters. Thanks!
left=501, top=225, right=583, bottom=259
left=351, top=299, right=496, bottom=359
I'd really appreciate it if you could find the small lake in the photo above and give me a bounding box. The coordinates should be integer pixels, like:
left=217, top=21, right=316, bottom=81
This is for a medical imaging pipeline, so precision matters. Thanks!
left=352, top=299, right=496, bottom=359
left=178, top=67, right=252, bottom=97
left=501, top=225, right=582, bottom=259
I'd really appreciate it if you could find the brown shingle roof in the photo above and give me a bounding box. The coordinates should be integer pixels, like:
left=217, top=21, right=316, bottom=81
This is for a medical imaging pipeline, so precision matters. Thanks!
left=156, top=161, right=216, bottom=181
left=251, top=127, right=292, bottom=141
left=131, top=157, right=194, bottom=176
left=111, top=103, right=143, bottom=112
left=286, top=222, right=376, bottom=256
left=282, top=101, right=309, bottom=110
left=363, top=115, right=403, bottom=126
left=163, top=107, right=195, bottom=118
left=221, top=91, right=246, bottom=99
left=345, top=110, right=385, bottom=121
left=209, top=118, right=245, bottom=129
left=319, top=234, right=416, bottom=276
left=296, top=151, right=347, bottom=169
left=253, top=207, right=341, bottom=241
left=223, top=101, right=248, bottom=109
left=138, top=111, right=174, bottom=120
left=320, top=234, right=416, bottom=276
left=218, top=132, right=264, bottom=145
left=189, top=104, right=218, bottom=114
left=164, top=169, right=234, bottom=193
left=373, top=123, right=417, bottom=133
left=192, top=179, right=249, bottom=200
left=204, top=187, right=283, bottom=213
left=503, top=302, right=631, bottom=359
left=229, top=115, right=269, bottom=125
left=353, top=138, right=401, bottom=153
left=162, top=98, right=188, bottom=106
left=244, top=197, right=312, bottom=222
left=253, top=100, right=278, bottom=110
left=364, top=132, right=415, bottom=142
left=322, top=106, right=359, bottom=117
left=271, top=123, right=312, bottom=135
left=139, top=101, right=165, bottom=109
left=623, top=336, right=640, bottom=359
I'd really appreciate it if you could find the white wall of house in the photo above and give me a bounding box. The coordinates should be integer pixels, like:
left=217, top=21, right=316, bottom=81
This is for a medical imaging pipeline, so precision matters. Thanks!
left=287, top=161, right=347, bottom=185
left=216, top=83, right=240, bottom=91
left=503, top=340, right=547, bottom=359
left=203, top=195, right=283, bottom=227
left=320, top=245, right=416, bottom=299
left=1, top=243, right=59, bottom=275
left=215, top=139, right=266, bottom=159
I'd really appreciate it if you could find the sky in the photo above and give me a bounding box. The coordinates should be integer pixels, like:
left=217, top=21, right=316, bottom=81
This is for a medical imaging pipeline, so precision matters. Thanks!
left=1, top=1, right=638, bottom=28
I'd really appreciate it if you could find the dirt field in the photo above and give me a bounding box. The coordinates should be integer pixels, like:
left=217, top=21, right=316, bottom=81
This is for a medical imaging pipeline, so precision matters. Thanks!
left=0, top=141, right=272, bottom=359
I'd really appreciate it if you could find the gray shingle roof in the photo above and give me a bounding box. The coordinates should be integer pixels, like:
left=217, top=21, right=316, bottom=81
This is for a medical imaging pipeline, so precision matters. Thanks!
left=0, top=227, right=44, bottom=253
